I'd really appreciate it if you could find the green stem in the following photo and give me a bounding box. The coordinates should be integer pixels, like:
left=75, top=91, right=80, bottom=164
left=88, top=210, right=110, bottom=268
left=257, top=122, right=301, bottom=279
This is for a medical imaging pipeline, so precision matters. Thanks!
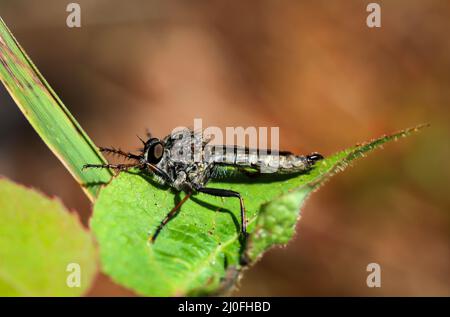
left=0, top=17, right=112, bottom=201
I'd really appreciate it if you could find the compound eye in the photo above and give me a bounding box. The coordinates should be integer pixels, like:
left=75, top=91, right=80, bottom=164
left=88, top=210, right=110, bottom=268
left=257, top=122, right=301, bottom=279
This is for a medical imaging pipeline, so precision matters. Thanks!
left=147, top=141, right=164, bottom=164
left=152, top=143, right=164, bottom=160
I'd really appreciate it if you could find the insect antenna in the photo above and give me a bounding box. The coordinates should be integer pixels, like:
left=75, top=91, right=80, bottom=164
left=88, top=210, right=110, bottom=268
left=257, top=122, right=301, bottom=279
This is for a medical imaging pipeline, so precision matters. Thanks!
left=136, top=135, right=146, bottom=145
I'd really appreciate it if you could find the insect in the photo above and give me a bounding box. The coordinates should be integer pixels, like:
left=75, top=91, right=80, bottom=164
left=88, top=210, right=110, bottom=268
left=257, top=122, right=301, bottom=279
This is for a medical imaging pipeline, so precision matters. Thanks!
left=84, top=129, right=324, bottom=242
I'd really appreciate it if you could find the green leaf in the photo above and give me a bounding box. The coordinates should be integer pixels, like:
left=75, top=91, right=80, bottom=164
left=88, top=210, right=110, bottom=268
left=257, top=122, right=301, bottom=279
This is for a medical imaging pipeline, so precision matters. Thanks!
left=91, top=124, right=427, bottom=296
left=0, top=177, right=97, bottom=296
left=0, top=17, right=112, bottom=200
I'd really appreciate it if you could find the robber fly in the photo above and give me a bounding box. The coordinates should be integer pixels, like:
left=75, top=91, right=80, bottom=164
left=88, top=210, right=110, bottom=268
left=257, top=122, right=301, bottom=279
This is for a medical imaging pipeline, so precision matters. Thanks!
left=84, top=128, right=324, bottom=242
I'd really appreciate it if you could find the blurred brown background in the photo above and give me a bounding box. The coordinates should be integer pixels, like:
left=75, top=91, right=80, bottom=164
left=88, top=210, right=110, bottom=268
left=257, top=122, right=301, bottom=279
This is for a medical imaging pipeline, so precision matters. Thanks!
left=0, top=0, right=449, bottom=296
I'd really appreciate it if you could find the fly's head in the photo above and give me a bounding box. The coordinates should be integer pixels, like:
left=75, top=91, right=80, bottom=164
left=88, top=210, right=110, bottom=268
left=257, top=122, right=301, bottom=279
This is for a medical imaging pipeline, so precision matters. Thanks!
left=142, top=137, right=165, bottom=165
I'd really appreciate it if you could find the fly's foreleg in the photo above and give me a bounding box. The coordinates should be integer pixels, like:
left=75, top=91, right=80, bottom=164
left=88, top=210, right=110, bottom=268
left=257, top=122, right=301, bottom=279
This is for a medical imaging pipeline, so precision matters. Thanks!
left=196, top=187, right=247, bottom=237
left=83, top=163, right=140, bottom=173
left=99, top=147, right=141, bottom=161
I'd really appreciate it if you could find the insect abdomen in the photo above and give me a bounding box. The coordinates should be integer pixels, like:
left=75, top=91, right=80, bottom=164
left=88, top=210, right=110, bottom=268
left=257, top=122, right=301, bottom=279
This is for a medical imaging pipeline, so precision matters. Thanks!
left=207, top=145, right=311, bottom=173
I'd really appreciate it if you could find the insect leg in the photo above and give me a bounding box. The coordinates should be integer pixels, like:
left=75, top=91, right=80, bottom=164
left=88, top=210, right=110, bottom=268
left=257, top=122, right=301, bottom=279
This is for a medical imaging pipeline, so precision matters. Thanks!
left=99, top=147, right=141, bottom=161
left=82, top=163, right=139, bottom=172
left=143, top=162, right=174, bottom=184
left=196, top=187, right=247, bottom=236
left=150, top=192, right=192, bottom=243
